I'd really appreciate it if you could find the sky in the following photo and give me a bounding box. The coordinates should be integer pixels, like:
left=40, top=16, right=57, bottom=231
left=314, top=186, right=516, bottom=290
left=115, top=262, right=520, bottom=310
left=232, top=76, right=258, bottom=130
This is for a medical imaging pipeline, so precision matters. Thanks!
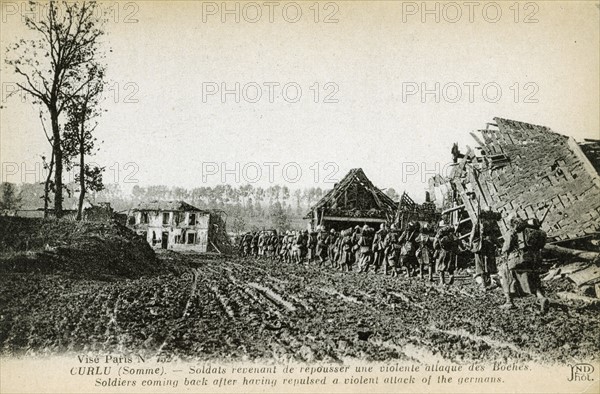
left=1, top=1, right=599, bottom=202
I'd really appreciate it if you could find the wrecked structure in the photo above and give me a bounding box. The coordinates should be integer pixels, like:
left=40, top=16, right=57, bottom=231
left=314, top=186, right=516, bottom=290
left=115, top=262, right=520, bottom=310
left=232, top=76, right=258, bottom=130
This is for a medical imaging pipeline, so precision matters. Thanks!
left=429, top=117, right=600, bottom=297
left=429, top=117, right=600, bottom=241
left=127, top=200, right=229, bottom=253
left=306, top=168, right=397, bottom=231
left=394, top=191, right=440, bottom=230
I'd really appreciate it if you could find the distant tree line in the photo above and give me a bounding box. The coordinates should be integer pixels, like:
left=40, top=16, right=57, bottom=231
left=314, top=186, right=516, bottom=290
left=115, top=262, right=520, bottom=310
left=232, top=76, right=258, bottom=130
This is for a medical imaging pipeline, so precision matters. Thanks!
left=2, top=182, right=401, bottom=234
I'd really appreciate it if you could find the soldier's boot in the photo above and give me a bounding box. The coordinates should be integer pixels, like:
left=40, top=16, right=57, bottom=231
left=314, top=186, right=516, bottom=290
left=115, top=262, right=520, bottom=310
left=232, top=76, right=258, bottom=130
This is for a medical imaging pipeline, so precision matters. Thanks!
left=418, top=263, right=424, bottom=279
left=439, top=272, right=445, bottom=286
left=539, top=297, right=549, bottom=314
left=448, top=275, right=455, bottom=285
left=475, top=275, right=486, bottom=289
left=500, top=294, right=515, bottom=310
left=536, top=290, right=549, bottom=314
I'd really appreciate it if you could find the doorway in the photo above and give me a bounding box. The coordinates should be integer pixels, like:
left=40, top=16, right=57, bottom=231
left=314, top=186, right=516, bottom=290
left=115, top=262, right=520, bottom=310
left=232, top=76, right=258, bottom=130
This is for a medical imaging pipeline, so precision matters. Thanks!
left=161, top=232, right=169, bottom=249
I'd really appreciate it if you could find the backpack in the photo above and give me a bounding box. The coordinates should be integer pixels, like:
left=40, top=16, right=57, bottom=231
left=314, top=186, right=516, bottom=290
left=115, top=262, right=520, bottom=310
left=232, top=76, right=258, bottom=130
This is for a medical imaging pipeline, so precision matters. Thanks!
left=523, top=227, right=547, bottom=250
left=439, top=233, right=456, bottom=251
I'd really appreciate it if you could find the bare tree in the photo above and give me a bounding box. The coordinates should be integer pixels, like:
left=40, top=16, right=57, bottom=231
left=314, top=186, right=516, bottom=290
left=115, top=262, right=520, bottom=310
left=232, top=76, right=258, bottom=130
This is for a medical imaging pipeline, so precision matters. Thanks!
left=62, top=64, right=105, bottom=220
left=5, top=1, right=106, bottom=217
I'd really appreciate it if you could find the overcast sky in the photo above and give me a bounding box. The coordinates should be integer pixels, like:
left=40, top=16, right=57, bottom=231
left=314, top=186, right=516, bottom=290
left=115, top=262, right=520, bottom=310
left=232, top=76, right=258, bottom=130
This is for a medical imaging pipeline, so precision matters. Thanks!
left=1, top=1, right=598, bottom=201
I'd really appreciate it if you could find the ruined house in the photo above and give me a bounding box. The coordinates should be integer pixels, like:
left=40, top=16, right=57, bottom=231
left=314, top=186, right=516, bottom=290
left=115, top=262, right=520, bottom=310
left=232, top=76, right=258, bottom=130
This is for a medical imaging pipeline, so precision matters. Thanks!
left=306, top=168, right=397, bottom=231
left=127, top=200, right=221, bottom=252
left=429, top=117, right=600, bottom=243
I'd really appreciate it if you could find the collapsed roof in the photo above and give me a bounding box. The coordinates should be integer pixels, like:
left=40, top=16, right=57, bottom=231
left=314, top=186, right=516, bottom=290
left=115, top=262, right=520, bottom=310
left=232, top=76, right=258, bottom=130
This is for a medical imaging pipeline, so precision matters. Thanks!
left=395, top=191, right=439, bottom=230
left=132, top=200, right=209, bottom=213
left=430, top=117, right=600, bottom=243
left=307, top=168, right=397, bottom=222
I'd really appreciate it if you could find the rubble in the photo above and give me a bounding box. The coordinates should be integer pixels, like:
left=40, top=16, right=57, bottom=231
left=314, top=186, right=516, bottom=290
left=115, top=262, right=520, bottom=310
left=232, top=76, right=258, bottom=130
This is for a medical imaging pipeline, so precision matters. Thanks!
left=429, top=117, right=600, bottom=297
left=394, top=191, right=440, bottom=230
left=0, top=217, right=159, bottom=278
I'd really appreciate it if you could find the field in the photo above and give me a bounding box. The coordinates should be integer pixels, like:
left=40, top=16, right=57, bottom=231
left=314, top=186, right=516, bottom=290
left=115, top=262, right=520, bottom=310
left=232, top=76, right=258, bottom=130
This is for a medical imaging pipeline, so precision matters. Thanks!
left=1, top=251, right=599, bottom=364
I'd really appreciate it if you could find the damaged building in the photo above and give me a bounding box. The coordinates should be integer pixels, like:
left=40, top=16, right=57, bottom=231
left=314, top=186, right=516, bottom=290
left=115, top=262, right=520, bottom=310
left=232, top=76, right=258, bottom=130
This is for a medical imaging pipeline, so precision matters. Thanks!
left=127, top=200, right=230, bottom=253
left=306, top=168, right=397, bottom=231
left=394, top=191, right=440, bottom=230
left=429, top=117, right=600, bottom=298
left=429, top=117, right=600, bottom=240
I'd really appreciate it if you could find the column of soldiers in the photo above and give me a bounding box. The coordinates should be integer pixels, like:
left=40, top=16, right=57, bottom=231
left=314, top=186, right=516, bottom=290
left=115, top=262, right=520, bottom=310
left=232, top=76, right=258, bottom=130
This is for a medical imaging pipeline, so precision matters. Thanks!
left=237, top=214, right=549, bottom=313
left=237, top=222, right=460, bottom=281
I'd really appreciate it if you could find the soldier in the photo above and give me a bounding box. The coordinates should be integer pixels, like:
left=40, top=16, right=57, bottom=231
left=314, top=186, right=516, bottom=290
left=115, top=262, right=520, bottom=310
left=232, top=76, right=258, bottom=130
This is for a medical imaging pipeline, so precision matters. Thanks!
left=399, top=222, right=420, bottom=277
left=383, top=224, right=401, bottom=276
left=372, top=223, right=388, bottom=273
left=470, top=216, right=500, bottom=290
left=237, top=234, right=244, bottom=257
left=242, top=232, right=253, bottom=257
left=280, top=231, right=291, bottom=263
left=316, top=226, right=329, bottom=266
left=307, top=230, right=317, bottom=264
left=300, top=230, right=309, bottom=262
left=350, top=225, right=361, bottom=264
left=433, top=220, right=459, bottom=286
left=416, top=223, right=435, bottom=281
left=287, top=231, right=295, bottom=264
left=251, top=231, right=260, bottom=258
left=328, top=229, right=339, bottom=268
left=275, top=233, right=284, bottom=260
left=339, top=228, right=354, bottom=272
left=290, top=231, right=301, bottom=264
left=498, top=216, right=549, bottom=312
left=358, top=225, right=375, bottom=273
left=267, top=231, right=277, bottom=260
left=258, top=231, right=267, bottom=258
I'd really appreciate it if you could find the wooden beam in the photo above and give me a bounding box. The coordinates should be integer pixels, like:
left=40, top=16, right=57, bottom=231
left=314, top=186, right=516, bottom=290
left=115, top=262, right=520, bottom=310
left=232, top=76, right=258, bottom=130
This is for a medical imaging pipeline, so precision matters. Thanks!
left=545, top=244, right=600, bottom=263
left=567, top=137, right=600, bottom=188
left=442, top=204, right=465, bottom=215
left=323, top=216, right=387, bottom=223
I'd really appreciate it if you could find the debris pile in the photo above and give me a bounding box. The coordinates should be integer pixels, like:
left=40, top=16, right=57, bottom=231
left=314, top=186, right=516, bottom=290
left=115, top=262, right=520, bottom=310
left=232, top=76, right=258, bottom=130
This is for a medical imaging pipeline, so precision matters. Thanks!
left=429, top=117, right=600, bottom=297
left=0, top=217, right=159, bottom=278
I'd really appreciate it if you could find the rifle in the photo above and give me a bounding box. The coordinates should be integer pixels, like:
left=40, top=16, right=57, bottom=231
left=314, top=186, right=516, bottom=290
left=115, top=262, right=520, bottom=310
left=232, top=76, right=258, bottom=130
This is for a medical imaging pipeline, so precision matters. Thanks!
left=539, top=204, right=553, bottom=226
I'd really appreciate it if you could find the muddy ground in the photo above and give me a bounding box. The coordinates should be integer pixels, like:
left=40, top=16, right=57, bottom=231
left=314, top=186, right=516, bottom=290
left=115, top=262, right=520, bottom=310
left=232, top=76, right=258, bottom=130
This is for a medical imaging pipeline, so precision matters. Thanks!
left=1, top=252, right=598, bottom=364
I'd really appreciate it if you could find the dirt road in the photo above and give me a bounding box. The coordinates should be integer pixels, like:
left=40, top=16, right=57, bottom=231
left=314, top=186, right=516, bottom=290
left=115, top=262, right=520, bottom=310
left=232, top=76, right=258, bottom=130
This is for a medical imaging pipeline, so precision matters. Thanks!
left=1, top=252, right=598, bottom=363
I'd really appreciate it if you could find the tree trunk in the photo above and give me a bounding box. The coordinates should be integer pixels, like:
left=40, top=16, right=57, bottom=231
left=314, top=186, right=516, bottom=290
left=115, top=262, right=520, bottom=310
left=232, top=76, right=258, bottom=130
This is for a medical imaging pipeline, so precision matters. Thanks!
left=77, top=138, right=85, bottom=221
left=50, top=107, right=63, bottom=218
left=43, top=148, right=55, bottom=218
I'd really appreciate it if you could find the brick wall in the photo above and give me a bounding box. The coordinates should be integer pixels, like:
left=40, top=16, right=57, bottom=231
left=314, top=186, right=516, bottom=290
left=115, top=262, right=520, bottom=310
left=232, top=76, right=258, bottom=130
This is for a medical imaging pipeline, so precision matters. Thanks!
left=460, top=118, right=600, bottom=241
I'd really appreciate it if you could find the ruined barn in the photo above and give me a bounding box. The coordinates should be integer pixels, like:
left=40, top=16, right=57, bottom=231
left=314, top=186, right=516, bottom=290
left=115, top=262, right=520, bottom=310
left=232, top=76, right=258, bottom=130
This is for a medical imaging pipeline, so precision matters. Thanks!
left=306, top=168, right=397, bottom=231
